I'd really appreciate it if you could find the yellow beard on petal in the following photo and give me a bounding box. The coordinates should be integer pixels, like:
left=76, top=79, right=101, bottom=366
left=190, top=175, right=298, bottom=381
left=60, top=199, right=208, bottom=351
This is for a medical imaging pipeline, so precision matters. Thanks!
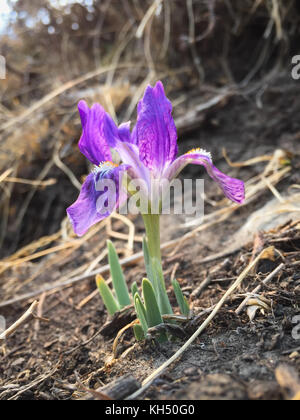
left=187, top=148, right=212, bottom=160
left=99, top=161, right=118, bottom=170
left=93, top=161, right=119, bottom=177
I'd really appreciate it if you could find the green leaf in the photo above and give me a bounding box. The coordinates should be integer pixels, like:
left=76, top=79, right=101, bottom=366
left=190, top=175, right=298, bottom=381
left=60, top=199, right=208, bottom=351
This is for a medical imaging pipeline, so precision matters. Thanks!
left=131, top=281, right=139, bottom=300
left=134, top=293, right=148, bottom=335
left=172, top=279, right=190, bottom=317
left=143, top=238, right=173, bottom=316
left=142, top=278, right=163, bottom=327
left=133, top=324, right=145, bottom=341
left=152, top=260, right=173, bottom=315
left=142, top=279, right=167, bottom=342
left=107, top=240, right=131, bottom=308
left=96, top=275, right=120, bottom=316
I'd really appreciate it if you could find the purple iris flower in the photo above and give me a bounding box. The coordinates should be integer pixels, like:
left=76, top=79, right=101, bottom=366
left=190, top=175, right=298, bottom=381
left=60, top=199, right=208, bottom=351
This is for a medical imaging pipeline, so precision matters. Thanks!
left=67, top=81, right=245, bottom=236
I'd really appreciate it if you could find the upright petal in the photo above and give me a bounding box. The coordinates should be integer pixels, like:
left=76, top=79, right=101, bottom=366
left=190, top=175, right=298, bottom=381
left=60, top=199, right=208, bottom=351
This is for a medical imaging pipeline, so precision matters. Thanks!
left=78, top=100, right=117, bottom=165
left=130, top=101, right=142, bottom=145
left=115, top=139, right=151, bottom=189
left=67, top=164, right=129, bottom=236
left=118, top=122, right=132, bottom=143
left=136, top=81, right=178, bottom=176
left=131, top=124, right=138, bottom=145
left=164, top=149, right=245, bottom=204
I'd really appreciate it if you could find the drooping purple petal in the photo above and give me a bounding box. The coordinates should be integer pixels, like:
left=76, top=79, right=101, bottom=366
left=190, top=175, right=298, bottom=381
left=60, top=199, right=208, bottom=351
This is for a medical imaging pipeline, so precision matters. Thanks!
left=164, top=149, right=245, bottom=204
left=77, top=100, right=117, bottom=165
left=67, top=164, right=129, bottom=236
left=135, top=81, right=178, bottom=176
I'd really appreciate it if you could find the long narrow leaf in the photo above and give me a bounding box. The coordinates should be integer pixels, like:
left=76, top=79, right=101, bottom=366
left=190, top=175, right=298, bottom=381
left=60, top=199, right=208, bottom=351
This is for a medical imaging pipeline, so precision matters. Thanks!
left=172, top=278, right=190, bottom=317
left=143, top=237, right=172, bottom=315
left=134, top=293, right=148, bottom=335
left=133, top=324, right=145, bottom=341
left=142, top=278, right=167, bottom=342
left=96, top=274, right=120, bottom=316
left=107, top=240, right=131, bottom=308
left=142, top=278, right=163, bottom=327
left=131, top=281, right=139, bottom=300
left=134, top=292, right=147, bottom=321
left=153, top=260, right=173, bottom=315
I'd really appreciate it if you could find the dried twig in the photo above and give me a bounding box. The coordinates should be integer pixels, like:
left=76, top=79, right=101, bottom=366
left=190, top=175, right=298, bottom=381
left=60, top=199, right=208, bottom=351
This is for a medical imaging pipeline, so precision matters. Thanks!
left=33, top=292, right=47, bottom=340
left=0, top=169, right=13, bottom=184
left=136, top=0, right=162, bottom=39
left=53, top=147, right=81, bottom=191
left=0, top=301, right=39, bottom=342
left=186, top=0, right=204, bottom=81
left=222, top=148, right=273, bottom=167
left=2, top=177, right=57, bottom=188
left=7, top=365, right=59, bottom=400
left=113, top=320, right=139, bottom=359
left=76, top=289, right=99, bottom=310
left=235, top=262, right=285, bottom=315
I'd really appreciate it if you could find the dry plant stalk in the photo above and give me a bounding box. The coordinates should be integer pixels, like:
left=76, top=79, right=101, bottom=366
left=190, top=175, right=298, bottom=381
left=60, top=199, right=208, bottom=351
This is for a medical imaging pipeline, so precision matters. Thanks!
left=112, top=320, right=139, bottom=359
left=222, top=148, right=273, bottom=167
left=0, top=169, right=13, bottom=183
left=2, top=177, right=57, bottom=187
left=235, top=262, right=285, bottom=314
left=0, top=300, right=38, bottom=342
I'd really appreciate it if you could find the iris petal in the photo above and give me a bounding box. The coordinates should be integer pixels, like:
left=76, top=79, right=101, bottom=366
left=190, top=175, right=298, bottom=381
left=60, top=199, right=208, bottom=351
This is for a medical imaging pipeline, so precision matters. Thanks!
left=136, top=81, right=178, bottom=176
left=77, top=100, right=118, bottom=165
left=164, top=150, right=245, bottom=204
left=118, top=122, right=132, bottom=143
left=67, top=164, right=129, bottom=236
left=115, top=139, right=151, bottom=189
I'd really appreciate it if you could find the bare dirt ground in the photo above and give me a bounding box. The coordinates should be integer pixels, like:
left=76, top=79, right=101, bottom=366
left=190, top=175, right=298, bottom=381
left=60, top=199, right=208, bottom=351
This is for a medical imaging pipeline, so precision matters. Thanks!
left=0, top=74, right=300, bottom=400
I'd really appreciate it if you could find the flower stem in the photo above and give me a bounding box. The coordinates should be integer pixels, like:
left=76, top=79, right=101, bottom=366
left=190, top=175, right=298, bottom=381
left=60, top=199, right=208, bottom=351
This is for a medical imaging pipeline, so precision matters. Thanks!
left=142, top=214, right=173, bottom=315
left=142, top=214, right=161, bottom=261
